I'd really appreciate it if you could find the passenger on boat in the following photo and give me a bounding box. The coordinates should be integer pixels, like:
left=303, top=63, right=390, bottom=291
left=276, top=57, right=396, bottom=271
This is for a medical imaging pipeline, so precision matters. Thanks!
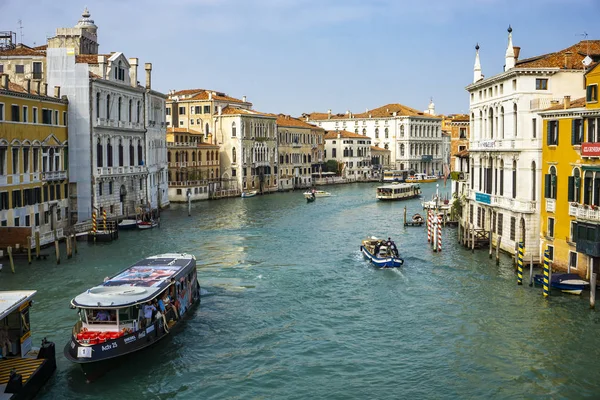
left=143, top=302, right=156, bottom=328
left=157, top=296, right=166, bottom=313
left=95, top=310, right=110, bottom=322
left=0, top=326, right=12, bottom=359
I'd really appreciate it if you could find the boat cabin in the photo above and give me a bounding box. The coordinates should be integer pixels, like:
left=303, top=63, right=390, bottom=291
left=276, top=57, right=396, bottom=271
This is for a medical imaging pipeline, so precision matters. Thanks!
left=0, top=291, right=36, bottom=359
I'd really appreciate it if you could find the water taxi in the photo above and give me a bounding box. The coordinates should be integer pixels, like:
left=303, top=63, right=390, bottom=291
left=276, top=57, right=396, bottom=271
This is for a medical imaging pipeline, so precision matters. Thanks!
left=64, top=253, right=200, bottom=381
left=405, top=173, right=438, bottom=183
left=0, top=290, right=56, bottom=399
left=360, top=237, right=404, bottom=268
left=376, top=182, right=421, bottom=201
left=241, top=190, right=258, bottom=198
left=303, top=190, right=332, bottom=199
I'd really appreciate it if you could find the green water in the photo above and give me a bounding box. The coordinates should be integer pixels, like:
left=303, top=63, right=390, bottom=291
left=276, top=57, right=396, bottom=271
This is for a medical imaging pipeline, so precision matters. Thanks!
left=1, top=183, right=599, bottom=399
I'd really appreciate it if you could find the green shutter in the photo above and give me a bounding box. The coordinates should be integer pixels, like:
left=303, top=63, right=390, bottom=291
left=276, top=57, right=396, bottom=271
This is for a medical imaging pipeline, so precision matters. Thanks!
left=572, top=120, right=576, bottom=145
left=568, top=176, right=575, bottom=202
left=544, top=174, right=551, bottom=198
left=547, top=121, right=551, bottom=146
left=556, top=122, right=559, bottom=146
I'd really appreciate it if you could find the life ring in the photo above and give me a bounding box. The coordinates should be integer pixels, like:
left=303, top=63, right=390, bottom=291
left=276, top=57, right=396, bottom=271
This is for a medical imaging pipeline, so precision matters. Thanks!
left=412, top=214, right=423, bottom=222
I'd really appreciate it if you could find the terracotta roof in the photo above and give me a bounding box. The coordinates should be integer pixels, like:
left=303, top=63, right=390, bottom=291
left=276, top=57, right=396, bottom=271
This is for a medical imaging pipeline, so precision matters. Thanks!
left=516, top=40, right=600, bottom=69
left=324, top=130, right=371, bottom=140
left=370, top=145, right=389, bottom=152
left=167, top=127, right=204, bottom=134
left=170, top=88, right=207, bottom=96
left=0, top=45, right=45, bottom=57
left=275, top=114, right=321, bottom=129
left=75, top=54, right=112, bottom=64
left=306, top=103, right=441, bottom=121
left=89, top=71, right=101, bottom=79
left=220, top=106, right=272, bottom=117
left=543, top=97, right=586, bottom=111
left=169, top=89, right=247, bottom=104
left=445, top=114, right=469, bottom=122
left=32, top=44, right=47, bottom=50
left=6, top=82, right=27, bottom=93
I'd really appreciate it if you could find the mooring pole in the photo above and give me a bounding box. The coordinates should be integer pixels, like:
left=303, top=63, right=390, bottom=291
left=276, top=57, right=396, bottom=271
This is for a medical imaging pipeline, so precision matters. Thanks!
left=517, top=242, right=524, bottom=285
left=591, top=273, right=597, bottom=309
left=543, top=250, right=550, bottom=298
left=27, top=236, right=32, bottom=264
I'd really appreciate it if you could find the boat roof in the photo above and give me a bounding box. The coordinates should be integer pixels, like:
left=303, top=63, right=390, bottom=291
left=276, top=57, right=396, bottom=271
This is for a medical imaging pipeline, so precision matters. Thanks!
left=377, top=183, right=419, bottom=189
left=0, top=290, right=36, bottom=320
left=72, top=254, right=196, bottom=309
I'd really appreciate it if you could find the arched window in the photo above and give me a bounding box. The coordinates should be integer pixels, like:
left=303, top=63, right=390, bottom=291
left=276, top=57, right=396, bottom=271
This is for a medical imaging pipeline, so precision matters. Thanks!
left=118, top=139, right=124, bottom=166
left=500, top=107, right=505, bottom=139
left=128, top=99, right=133, bottom=122
left=362, top=128, right=366, bottom=135
left=106, top=95, right=111, bottom=119
left=232, top=122, right=237, bottom=137
left=584, top=170, right=593, bottom=205
left=96, top=92, right=100, bottom=119
left=400, top=125, right=404, bottom=137
left=400, top=144, right=405, bottom=156
left=167, top=152, right=171, bottom=163
left=97, top=138, right=103, bottom=167
left=531, top=161, right=536, bottom=201
left=499, top=159, right=504, bottom=196
left=385, top=127, right=389, bottom=139
left=384, top=143, right=389, bottom=150
left=118, top=97, right=122, bottom=121
left=129, top=140, right=134, bottom=166
left=232, top=147, right=237, bottom=163
left=137, top=140, right=142, bottom=165
left=192, top=152, right=196, bottom=162
left=205, top=123, right=210, bottom=135
left=512, top=160, right=517, bottom=199
left=570, top=168, right=581, bottom=203
left=375, top=128, right=379, bottom=138
left=545, top=166, right=557, bottom=199
left=513, top=104, right=518, bottom=137
left=137, top=101, right=141, bottom=123
left=107, top=139, right=113, bottom=167
left=489, top=108, right=494, bottom=138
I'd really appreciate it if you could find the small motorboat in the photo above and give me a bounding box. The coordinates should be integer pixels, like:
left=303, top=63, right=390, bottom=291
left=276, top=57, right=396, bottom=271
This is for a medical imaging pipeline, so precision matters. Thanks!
left=241, top=190, right=258, bottom=198
left=533, top=273, right=590, bottom=295
left=360, top=236, right=404, bottom=268
left=303, top=190, right=331, bottom=199
left=118, top=219, right=138, bottom=230
left=306, top=194, right=316, bottom=203
left=412, top=214, right=424, bottom=224
left=137, top=220, right=158, bottom=230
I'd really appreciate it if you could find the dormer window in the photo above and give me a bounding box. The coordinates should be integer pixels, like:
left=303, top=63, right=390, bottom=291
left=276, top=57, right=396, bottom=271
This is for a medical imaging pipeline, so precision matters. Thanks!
left=114, top=61, right=125, bottom=81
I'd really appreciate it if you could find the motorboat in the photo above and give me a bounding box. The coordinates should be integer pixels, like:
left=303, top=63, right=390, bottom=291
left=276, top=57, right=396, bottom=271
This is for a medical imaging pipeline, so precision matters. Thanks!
left=117, top=219, right=138, bottom=230
left=406, top=173, right=437, bottom=183
left=0, top=290, right=57, bottom=399
left=376, top=183, right=421, bottom=201
left=360, top=237, right=404, bottom=268
left=306, top=195, right=316, bottom=203
left=533, top=273, right=590, bottom=295
left=241, top=190, right=258, bottom=198
left=303, top=190, right=331, bottom=199
left=137, top=220, right=158, bottom=230
left=64, top=253, right=200, bottom=381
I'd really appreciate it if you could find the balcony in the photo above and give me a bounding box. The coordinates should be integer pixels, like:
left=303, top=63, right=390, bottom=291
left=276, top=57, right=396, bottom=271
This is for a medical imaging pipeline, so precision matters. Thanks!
left=530, top=98, right=564, bottom=111
left=468, top=190, right=536, bottom=213
left=545, top=199, right=556, bottom=213
left=96, top=118, right=144, bottom=130
left=569, top=203, right=600, bottom=222
left=41, top=170, right=67, bottom=181
left=96, top=165, right=146, bottom=176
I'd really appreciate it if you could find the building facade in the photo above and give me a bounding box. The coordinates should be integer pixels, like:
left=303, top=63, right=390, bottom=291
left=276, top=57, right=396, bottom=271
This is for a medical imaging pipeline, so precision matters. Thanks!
left=0, top=75, right=70, bottom=242
left=462, top=29, right=593, bottom=261
left=304, top=102, right=443, bottom=174
left=540, top=60, right=600, bottom=276
left=443, top=114, right=470, bottom=171
left=323, top=130, right=372, bottom=180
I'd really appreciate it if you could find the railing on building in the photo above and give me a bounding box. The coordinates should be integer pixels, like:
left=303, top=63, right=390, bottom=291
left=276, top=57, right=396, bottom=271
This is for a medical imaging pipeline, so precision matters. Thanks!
left=29, top=228, right=63, bottom=248
left=41, top=170, right=67, bottom=181
left=530, top=98, right=564, bottom=111
left=468, top=189, right=536, bottom=213
left=96, top=165, right=147, bottom=176
left=569, top=203, right=600, bottom=222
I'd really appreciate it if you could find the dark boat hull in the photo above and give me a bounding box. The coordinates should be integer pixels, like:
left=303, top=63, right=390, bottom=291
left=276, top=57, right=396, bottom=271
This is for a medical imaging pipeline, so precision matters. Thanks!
left=533, top=273, right=588, bottom=294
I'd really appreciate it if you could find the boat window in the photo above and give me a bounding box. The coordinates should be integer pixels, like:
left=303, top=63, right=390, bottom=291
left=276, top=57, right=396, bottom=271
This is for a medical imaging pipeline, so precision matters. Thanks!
left=86, top=309, right=117, bottom=324
left=119, top=306, right=138, bottom=322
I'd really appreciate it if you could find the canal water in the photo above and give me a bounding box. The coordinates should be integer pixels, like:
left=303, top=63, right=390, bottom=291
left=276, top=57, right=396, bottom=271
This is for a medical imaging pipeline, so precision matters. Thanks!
left=1, top=182, right=600, bottom=399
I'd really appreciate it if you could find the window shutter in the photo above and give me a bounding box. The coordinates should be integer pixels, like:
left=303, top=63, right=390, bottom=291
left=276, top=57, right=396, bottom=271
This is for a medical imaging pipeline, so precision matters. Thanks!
left=544, top=174, right=551, bottom=198
left=547, top=121, right=552, bottom=145
left=556, top=122, right=559, bottom=146
left=572, top=120, right=576, bottom=145
left=568, top=176, right=575, bottom=202
left=553, top=175, right=557, bottom=199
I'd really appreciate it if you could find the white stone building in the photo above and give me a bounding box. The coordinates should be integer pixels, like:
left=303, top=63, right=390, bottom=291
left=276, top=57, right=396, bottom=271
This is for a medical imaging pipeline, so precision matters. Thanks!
left=323, top=130, right=372, bottom=180
left=462, top=27, right=587, bottom=260
left=304, top=102, right=443, bottom=174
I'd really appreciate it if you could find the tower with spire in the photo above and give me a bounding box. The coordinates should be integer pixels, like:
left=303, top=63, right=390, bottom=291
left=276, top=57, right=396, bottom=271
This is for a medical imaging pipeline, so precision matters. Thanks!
left=47, top=8, right=99, bottom=55
left=504, top=25, right=515, bottom=71
left=473, top=43, right=482, bottom=82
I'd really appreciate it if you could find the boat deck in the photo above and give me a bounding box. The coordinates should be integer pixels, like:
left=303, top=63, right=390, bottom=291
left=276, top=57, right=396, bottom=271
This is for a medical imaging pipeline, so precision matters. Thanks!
left=0, top=357, right=45, bottom=386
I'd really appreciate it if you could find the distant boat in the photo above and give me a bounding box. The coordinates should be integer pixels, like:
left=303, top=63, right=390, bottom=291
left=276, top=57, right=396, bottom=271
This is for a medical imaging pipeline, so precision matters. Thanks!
left=376, top=182, right=421, bottom=201
left=306, top=195, right=316, bottom=203
left=303, top=190, right=331, bottom=199
left=360, top=236, right=404, bottom=268
left=533, top=273, right=590, bottom=295
left=406, top=173, right=437, bottom=183
left=241, top=190, right=258, bottom=198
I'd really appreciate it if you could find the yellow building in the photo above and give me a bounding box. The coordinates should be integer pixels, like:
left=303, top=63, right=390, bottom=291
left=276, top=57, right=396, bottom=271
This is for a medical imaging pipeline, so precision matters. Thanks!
left=540, top=62, right=600, bottom=276
left=0, top=74, right=70, bottom=243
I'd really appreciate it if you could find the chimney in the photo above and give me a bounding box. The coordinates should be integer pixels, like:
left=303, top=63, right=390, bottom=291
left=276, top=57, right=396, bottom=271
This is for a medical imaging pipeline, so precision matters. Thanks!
left=513, top=46, right=521, bottom=61
left=24, top=78, right=31, bottom=93
left=327, top=109, right=331, bottom=119
left=208, top=92, right=212, bottom=100
left=242, top=95, right=246, bottom=102
left=217, top=105, right=222, bottom=115
left=564, top=51, right=573, bottom=69
left=564, top=95, right=571, bottom=110
left=54, top=85, right=61, bottom=98
left=129, top=57, right=138, bottom=88
left=35, top=80, right=41, bottom=95
left=1, top=74, right=8, bottom=89
left=144, top=63, right=152, bottom=89
left=98, top=55, right=106, bottom=79
left=42, top=83, right=48, bottom=96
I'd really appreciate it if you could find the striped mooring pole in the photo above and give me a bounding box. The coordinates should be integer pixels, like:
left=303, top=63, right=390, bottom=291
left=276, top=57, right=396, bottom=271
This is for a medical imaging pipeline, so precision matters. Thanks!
left=92, top=212, right=97, bottom=235
left=437, top=214, right=442, bottom=252
left=103, top=209, right=107, bottom=231
left=543, top=249, right=550, bottom=297
left=517, top=242, right=524, bottom=285
left=427, top=210, right=432, bottom=243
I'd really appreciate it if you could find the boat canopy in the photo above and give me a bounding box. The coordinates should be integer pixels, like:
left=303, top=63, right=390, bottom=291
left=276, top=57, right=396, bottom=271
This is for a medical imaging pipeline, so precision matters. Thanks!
left=377, top=183, right=419, bottom=190
left=71, top=254, right=195, bottom=309
left=0, top=290, right=36, bottom=320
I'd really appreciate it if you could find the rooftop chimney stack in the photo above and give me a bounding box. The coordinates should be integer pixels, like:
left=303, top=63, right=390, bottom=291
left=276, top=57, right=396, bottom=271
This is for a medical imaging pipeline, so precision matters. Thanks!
left=54, top=85, right=60, bottom=98
left=129, top=58, right=139, bottom=88
left=42, top=83, right=48, bottom=96
left=98, top=55, right=106, bottom=79
left=35, top=80, right=41, bottom=94
left=513, top=46, right=521, bottom=61
left=564, top=51, right=573, bottom=69
left=327, top=109, right=331, bottom=119
left=242, top=95, right=246, bottom=102
left=1, top=74, right=8, bottom=90
left=564, top=95, right=571, bottom=109
left=144, top=63, right=152, bottom=89
left=24, top=79, right=31, bottom=93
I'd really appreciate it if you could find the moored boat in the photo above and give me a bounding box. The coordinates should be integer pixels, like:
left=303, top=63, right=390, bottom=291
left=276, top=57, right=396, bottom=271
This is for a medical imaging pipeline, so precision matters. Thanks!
left=64, top=253, right=200, bottom=381
left=376, top=182, right=421, bottom=201
left=117, top=219, right=138, bottom=230
left=360, top=237, right=404, bottom=268
left=533, top=273, right=589, bottom=295
left=137, top=220, right=158, bottom=230
left=241, top=190, right=258, bottom=198
left=0, top=290, right=57, bottom=400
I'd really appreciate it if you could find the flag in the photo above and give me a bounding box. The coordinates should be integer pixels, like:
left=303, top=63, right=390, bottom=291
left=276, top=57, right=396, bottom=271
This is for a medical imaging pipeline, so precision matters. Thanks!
left=443, top=163, right=450, bottom=187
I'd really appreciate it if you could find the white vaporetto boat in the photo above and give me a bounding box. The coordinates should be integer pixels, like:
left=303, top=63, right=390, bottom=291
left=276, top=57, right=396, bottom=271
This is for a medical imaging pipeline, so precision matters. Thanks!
left=376, top=183, right=421, bottom=201
left=303, top=190, right=332, bottom=199
left=241, top=190, right=258, bottom=198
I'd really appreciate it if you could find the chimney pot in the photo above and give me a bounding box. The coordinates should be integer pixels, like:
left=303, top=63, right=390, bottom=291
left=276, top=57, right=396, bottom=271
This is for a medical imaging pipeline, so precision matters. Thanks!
left=242, top=95, right=246, bottom=102
left=129, top=58, right=139, bottom=88
left=1, top=74, right=8, bottom=90
left=24, top=78, right=31, bottom=93
left=42, top=83, right=48, bottom=96
left=564, top=95, right=571, bottom=109
left=144, top=62, right=152, bottom=89
left=513, top=46, right=521, bottom=61
left=54, top=86, right=61, bottom=98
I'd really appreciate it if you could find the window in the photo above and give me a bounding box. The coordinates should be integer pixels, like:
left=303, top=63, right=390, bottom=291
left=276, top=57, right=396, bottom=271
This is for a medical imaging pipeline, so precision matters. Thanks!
left=587, top=84, right=598, bottom=103
left=0, top=103, right=3, bottom=121
left=12, top=148, right=19, bottom=174
left=588, top=118, right=598, bottom=143
left=166, top=107, right=171, bottom=115
left=459, top=128, right=466, bottom=139
left=510, top=216, right=516, bottom=241
left=42, top=109, right=51, bottom=124
left=23, top=106, right=28, bottom=123
left=547, top=121, right=558, bottom=145
left=0, top=192, right=7, bottom=210
left=96, top=93, right=100, bottom=119
left=195, top=106, right=201, bottom=114
left=545, top=166, right=557, bottom=199
left=137, top=140, right=143, bottom=165
left=33, top=148, right=39, bottom=172
left=11, top=105, right=20, bottom=122
left=97, top=139, right=103, bottom=167
left=109, top=181, right=113, bottom=195
left=232, top=122, right=236, bottom=137
left=203, top=105, right=210, bottom=114
left=98, top=182, right=103, bottom=196
left=512, top=79, right=517, bottom=91
left=569, top=251, right=578, bottom=269
left=23, top=147, right=29, bottom=173
left=107, top=139, right=113, bottom=167
left=232, top=147, right=236, bottom=163
left=232, top=169, right=236, bottom=177
left=568, top=168, right=581, bottom=203
left=179, top=106, right=186, bottom=115
left=572, top=119, right=583, bottom=145
left=548, top=217, right=555, bottom=238
left=535, top=78, right=548, bottom=90
left=54, top=110, right=58, bottom=125
left=0, top=65, right=3, bottom=73
left=15, top=65, right=24, bottom=74
left=190, top=119, right=194, bottom=125
left=531, top=118, right=536, bottom=139
left=118, top=97, right=122, bottom=121
left=33, top=62, right=42, bottom=80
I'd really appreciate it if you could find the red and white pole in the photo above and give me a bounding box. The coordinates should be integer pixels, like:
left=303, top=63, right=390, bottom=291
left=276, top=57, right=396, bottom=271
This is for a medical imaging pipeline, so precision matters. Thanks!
left=427, top=210, right=432, bottom=243
left=437, top=214, right=442, bottom=252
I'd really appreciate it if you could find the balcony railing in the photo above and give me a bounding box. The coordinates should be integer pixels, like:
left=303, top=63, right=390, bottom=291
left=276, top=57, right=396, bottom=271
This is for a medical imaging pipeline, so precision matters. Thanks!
left=546, top=199, right=556, bottom=213
left=468, top=190, right=536, bottom=213
left=569, top=203, right=600, bottom=222
left=41, top=170, right=67, bottom=181
left=96, top=118, right=144, bottom=130
left=96, top=165, right=146, bottom=176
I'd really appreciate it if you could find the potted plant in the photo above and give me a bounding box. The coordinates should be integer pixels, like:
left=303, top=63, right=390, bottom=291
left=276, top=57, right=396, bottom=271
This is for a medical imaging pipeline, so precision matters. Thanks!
left=583, top=204, right=590, bottom=209
left=592, top=204, right=598, bottom=211
left=570, top=202, right=578, bottom=206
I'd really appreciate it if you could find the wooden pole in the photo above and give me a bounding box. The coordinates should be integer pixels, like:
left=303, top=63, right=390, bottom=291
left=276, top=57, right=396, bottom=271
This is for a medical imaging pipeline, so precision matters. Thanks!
left=403, top=206, right=407, bottom=226
left=543, top=250, right=550, bottom=297
left=471, top=224, right=475, bottom=253
left=529, top=252, right=534, bottom=286
left=72, top=233, right=78, bottom=254
left=496, top=236, right=501, bottom=265
left=517, top=242, right=524, bottom=285
left=489, top=219, right=493, bottom=259
left=591, top=273, right=597, bottom=309
left=35, top=231, right=40, bottom=259
left=54, top=230, right=60, bottom=265
left=27, top=236, right=32, bottom=264
left=66, top=235, right=72, bottom=259
left=7, top=246, right=15, bottom=273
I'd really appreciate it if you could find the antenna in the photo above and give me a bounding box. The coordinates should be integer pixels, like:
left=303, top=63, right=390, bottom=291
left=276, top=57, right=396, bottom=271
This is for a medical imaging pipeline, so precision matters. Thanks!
left=17, top=19, right=24, bottom=44
left=577, top=32, right=592, bottom=68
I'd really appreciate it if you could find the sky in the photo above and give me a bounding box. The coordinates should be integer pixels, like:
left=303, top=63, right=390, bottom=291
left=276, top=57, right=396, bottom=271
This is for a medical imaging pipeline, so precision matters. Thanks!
left=1, top=0, right=599, bottom=116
